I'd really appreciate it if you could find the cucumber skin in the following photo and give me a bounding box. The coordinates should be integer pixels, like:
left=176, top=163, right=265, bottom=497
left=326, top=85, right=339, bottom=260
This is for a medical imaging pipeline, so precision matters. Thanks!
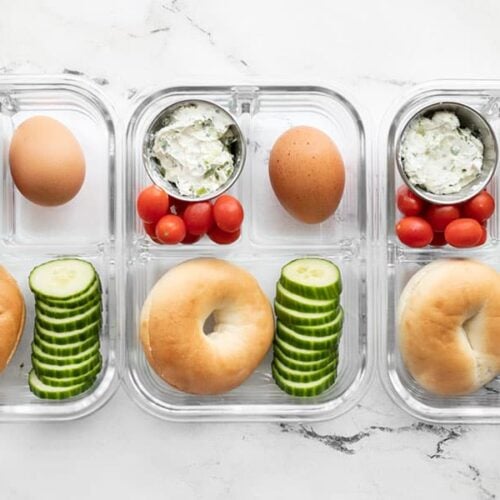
left=36, top=295, right=101, bottom=319
left=277, top=321, right=341, bottom=350
left=274, top=301, right=338, bottom=326
left=35, top=303, right=102, bottom=332
left=272, top=364, right=336, bottom=397
left=29, top=258, right=98, bottom=300
left=35, top=321, right=101, bottom=345
left=34, top=333, right=99, bottom=356
left=280, top=259, right=342, bottom=300
left=272, top=357, right=337, bottom=383
left=32, top=342, right=99, bottom=366
left=40, top=279, right=101, bottom=308
left=291, top=307, right=344, bottom=337
left=273, top=337, right=332, bottom=362
left=31, top=353, right=101, bottom=378
left=28, top=370, right=94, bottom=400
left=38, top=361, right=102, bottom=388
left=276, top=283, right=338, bottom=313
left=274, top=346, right=337, bottom=371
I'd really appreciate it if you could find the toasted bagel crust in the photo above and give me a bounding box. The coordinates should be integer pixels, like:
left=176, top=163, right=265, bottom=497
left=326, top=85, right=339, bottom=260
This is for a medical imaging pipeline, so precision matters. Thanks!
left=0, top=266, right=25, bottom=371
left=398, top=259, right=500, bottom=395
left=140, top=258, right=274, bottom=395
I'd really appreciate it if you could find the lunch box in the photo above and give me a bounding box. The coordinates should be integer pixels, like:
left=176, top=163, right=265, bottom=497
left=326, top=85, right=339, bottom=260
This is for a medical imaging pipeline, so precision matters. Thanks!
left=0, top=75, right=498, bottom=423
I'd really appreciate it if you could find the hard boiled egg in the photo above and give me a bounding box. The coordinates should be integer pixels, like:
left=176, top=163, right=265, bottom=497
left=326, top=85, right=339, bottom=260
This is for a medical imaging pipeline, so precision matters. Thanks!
left=269, top=126, right=345, bottom=224
left=9, top=116, right=85, bottom=207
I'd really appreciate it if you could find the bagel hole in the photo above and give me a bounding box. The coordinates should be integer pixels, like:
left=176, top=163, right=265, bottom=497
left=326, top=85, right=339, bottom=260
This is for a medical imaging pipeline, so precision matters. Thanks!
left=203, top=313, right=216, bottom=336
left=462, top=312, right=483, bottom=351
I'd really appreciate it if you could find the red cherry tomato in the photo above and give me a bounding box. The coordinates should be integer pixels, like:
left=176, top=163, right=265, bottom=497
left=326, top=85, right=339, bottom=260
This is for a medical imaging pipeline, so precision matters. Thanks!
left=475, top=225, right=487, bottom=246
left=143, top=221, right=159, bottom=242
left=181, top=232, right=202, bottom=245
left=169, top=197, right=190, bottom=216
left=136, top=185, right=169, bottom=223
left=462, top=192, right=495, bottom=222
left=430, top=232, right=447, bottom=247
left=155, top=215, right=186, bottom=244
left=182, top=202, right=214, bottom=236
left=395, top=217, right=433, bottom=248
left=213, top=195, right=244, bottom=233
left=396, top=186, right=426, bottom=216
left=425, top=205, right=461, bottom=232
left=444, top=218, right=483, bottom=248
left=208, top=226, right=241, bottom=245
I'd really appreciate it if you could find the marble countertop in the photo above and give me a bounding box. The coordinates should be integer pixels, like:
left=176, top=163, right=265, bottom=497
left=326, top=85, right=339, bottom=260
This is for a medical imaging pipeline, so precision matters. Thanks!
left=1, top=1, right=500, bottom=498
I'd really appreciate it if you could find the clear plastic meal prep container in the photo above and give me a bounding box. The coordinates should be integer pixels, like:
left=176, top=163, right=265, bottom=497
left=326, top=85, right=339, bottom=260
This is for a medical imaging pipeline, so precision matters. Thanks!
left=378, top=80, right=500, bottom=424
left=0, top=76, right=121, bottom=421
left=124, top=85, right=374, bottom=421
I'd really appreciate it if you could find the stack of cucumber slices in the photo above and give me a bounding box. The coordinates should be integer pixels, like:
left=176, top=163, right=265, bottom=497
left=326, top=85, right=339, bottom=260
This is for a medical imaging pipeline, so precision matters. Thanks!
left=272, top=258, right=344, bottom=397
left=28, top=258, right=103, bottom=400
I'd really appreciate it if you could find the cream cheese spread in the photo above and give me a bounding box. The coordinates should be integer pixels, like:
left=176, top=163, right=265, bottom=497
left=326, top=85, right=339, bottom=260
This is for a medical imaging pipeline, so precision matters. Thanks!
left=152, top=102, right=236, bottom=197
left=401, top=111, right=484, bottom=195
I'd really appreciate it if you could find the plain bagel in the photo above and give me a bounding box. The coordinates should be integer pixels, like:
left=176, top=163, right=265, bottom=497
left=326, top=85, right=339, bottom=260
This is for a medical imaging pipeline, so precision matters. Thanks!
left=0, top=266, right=25, bottom=371
left=398, top=259, right=500, bottom=396
left=140, top=258, right=274, bottom=395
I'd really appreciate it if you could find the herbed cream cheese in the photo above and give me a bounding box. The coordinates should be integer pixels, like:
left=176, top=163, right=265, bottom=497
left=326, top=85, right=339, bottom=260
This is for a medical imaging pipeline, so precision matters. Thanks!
left=152, top=102, right=236, bottom=197
left=400, top=111, right=484, bottom=195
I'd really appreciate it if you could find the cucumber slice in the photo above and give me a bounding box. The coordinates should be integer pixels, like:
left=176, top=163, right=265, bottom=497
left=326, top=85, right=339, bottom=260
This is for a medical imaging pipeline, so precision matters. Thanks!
left=31, top=352, right=101, bottom=378
left=36, top=295, right=101, bottom=319
left=41, top=279, right=101, bottom=309
left=36, top=302, right=101, bottom=332
left=272, top=357, right=337, bottom=383
left=29, top=370, right=95, bottom=400
left=32, top=341, right=99, bottom=366
left=274, top=346, right=337, bottom=371
left=29, top=258, right=97, bottom=300
left=280, top=258, right=342, bottom=299
left=35, top=320, right=100, bottom=345
left=277, top=321, right=341, bottom=350
left=274, top=336, right=332, bottom=361
left=274, top=301, right=338, bottom=326
left=34, top=333, right=99, bottom=356
left=272, top=364, right=336, bottom=397
left=276, top=283, right=338, bottom=313
left=291, top=308, right=344, bottom=337
left=38, top=360, right=102, bottom=387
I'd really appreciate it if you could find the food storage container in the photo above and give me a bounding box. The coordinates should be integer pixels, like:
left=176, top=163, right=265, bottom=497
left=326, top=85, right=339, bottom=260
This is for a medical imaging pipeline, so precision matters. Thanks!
left=123, top=85, right=375, bottom=421
left=0, top=75, right=120, bottom=420
left=378, top=80, right=500, bottom=424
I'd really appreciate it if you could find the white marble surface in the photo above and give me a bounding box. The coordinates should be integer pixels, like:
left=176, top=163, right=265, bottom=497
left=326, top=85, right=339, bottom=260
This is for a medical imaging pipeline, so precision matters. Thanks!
left=1, top=1, right=500, bottom=499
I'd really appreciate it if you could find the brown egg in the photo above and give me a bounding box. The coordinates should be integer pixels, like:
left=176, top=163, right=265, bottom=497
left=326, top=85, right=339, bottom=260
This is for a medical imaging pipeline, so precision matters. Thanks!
left=269, top=126, right=345, bottom=224
left=9, top=116, right=85, bottom=206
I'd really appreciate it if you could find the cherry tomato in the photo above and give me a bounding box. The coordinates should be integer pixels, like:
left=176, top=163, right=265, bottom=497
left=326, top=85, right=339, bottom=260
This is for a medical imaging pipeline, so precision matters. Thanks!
left=136, top=185, right=169, bottom=223
left=396, top=186, right=426, bottom=216
left=476, top=225, right=487, bottom=246
left=169, top=197, right=190, bottom=216
left=430, top=232, right=447, bottom=247
left=155, top=215, right=186, bottom=244
left=182, top=202, right=214, bottom=236
left=395, top=217, right=433, bottom=248
left=143, top=221, right=159, bottom=242
left=213, top=195, right=244, bottom=233
left=462, top=192, right=495, bottom=222
left=425, top=205, right=461, bottom=232
left=181, top=232, right=202, bottom=245
left=444, top=218, right=483, bottom=248
left=208, top=226, right=241, bottom=245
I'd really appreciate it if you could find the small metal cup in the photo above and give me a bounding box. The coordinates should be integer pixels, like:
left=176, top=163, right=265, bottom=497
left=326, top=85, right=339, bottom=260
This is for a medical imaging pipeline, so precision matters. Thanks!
left=142, top=99, right=246, bottom=202
left=396, top=102, right=498, bottom=205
